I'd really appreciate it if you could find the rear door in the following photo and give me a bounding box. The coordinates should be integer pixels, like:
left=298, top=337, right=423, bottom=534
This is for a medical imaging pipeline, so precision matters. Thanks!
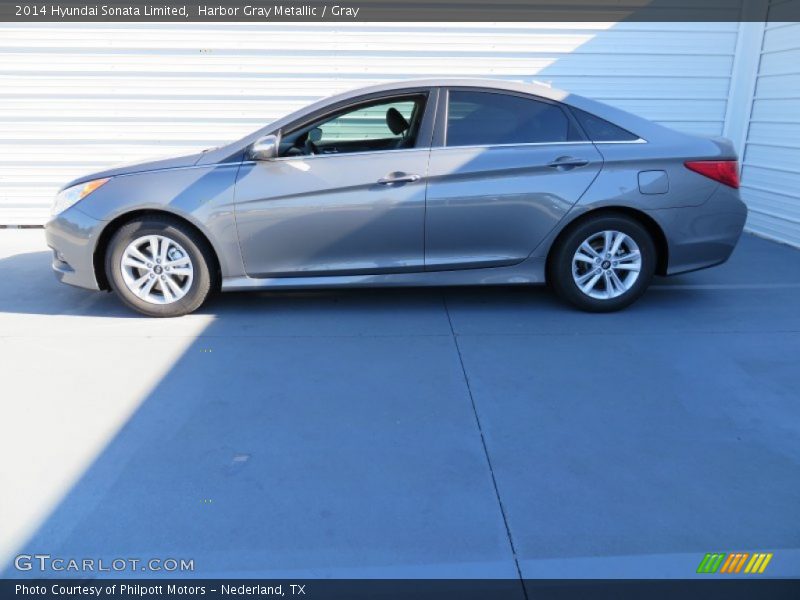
left=424, top=88, right=603, bottom=270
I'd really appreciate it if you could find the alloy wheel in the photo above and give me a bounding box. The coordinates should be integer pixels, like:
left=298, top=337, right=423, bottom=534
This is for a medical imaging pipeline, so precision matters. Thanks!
left=571, top=230, right=642, bottom=300
left=120, top=234, right=194, bottom=304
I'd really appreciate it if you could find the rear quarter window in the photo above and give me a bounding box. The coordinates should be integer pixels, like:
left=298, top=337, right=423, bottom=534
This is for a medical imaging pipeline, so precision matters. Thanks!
left=571, top=107, right=640, bottom=142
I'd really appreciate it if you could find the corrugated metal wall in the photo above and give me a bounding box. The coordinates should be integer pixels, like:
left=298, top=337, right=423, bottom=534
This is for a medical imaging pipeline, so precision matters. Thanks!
left=0, top=22, right=740, bottom=225
left=740, top=16, right=800, bottom=246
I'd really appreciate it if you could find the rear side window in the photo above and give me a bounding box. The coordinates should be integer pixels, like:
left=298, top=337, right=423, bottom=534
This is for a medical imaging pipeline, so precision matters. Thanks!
left=571, top=107, right=640, bottom=142
left=446, top=90, right=581, bottom=147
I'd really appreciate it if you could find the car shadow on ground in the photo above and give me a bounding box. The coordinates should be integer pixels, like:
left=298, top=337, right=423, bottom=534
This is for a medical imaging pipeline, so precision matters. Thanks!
left=0, top=248, right=719, bottom=320
left=0, top=251, right=133, bottom=318
left=3, top=234, right=800, bottom=580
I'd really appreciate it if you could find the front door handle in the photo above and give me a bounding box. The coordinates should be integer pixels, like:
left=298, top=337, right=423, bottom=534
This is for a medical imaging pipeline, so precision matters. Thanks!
left=548, top=156, right=590, bottom=170
left=377, top=172, right=421, bottom=185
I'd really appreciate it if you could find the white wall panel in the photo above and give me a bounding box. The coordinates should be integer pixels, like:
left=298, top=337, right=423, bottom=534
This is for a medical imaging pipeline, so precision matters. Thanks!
left=741, top=11, right=800, bottom=247
left=0, top=21, right=739, bottom=224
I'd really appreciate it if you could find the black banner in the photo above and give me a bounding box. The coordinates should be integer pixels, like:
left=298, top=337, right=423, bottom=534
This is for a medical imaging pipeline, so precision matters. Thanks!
left=1, top=0, right=798, bottom=22
left=4, top=579, right=800, bottom=600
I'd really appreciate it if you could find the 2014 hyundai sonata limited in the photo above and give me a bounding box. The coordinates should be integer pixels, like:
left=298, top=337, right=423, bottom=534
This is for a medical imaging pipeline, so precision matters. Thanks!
left=46, top=79, right=747, bottom=317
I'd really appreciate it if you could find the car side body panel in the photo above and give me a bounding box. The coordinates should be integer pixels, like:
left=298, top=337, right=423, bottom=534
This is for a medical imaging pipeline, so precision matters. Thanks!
left=528, top=136, right=747, bottom=274
left=646, top=185, right=747, bottom=275
left=44, top=78, right=747, bottom=295
left=424, top=142, right=602, bottom=270
left=233, top=150, right=429, bottom=277
left=45, top=206, right=105, bottom=290
left=59, top=163, right=245, bottom=281
left=221, top=256, right=548, bottom=291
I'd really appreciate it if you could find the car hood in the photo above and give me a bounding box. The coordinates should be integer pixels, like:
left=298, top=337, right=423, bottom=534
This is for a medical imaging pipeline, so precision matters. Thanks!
left=61, top=152, right=206, bottom=190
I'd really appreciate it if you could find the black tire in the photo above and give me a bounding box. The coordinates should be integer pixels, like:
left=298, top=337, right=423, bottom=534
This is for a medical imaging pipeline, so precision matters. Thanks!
left=548, top=214, right=656, bottom=312
left=105, top=216, right=216, bottom=317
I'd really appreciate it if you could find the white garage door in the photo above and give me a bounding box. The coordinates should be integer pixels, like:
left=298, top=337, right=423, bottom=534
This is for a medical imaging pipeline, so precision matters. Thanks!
left=740, top=19, right=800, bottom=247
left=0, top=22, right=739, bottom=225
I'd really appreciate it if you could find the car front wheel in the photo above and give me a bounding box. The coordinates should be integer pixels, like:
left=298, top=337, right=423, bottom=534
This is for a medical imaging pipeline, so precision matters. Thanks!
left=549, top=214, right=656, bottom=312
left=105, top=216, right=215, bottom=317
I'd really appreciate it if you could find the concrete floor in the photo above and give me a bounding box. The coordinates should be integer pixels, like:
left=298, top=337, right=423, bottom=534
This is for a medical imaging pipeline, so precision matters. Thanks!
left=1, top=229, right=799, bottom=580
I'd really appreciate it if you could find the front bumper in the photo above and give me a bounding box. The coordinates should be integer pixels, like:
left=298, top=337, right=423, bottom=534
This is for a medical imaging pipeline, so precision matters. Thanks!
left=45, top=206, right=105, bottom=290
left=647, top=184, right=748, bottom=276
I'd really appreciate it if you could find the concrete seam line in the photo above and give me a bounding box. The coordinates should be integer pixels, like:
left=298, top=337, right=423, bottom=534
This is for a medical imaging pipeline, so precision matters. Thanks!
left=442, top=292, right=528, bottom=597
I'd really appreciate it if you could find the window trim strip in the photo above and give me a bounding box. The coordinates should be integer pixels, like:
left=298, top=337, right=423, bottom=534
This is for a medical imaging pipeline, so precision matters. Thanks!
left=242, top=137, right=648, bottom=164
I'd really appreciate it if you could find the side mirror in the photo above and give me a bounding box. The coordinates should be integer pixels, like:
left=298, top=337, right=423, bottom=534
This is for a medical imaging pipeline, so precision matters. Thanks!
left=249, top=134, right=279, bottom=160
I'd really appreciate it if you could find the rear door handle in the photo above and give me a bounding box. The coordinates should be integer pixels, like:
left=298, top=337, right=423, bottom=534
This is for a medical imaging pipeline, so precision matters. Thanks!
left=377, top=172, right=421, bottom=185
left=548, top=156, right=590, bottom=170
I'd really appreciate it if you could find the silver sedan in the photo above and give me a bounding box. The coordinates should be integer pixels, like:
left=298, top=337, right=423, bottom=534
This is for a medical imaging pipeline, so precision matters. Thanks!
left=46, top=79, right=747, bottom=316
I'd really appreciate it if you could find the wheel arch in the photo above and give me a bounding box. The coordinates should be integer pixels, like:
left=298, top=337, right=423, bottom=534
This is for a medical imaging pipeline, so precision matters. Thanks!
left=93, top=209, right=222, bottom=291
left=545, top=206, right=669, bottom=280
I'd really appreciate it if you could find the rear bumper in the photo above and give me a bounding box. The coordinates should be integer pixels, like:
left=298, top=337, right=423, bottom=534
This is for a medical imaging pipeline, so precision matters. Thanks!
left=646, top=185, right=748, bottom=276
left=44, top=207, right=104, bottom=290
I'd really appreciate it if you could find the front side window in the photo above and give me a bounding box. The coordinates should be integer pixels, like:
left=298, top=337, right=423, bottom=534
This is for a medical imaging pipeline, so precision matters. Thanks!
left=280, top=95, right=426, bottom=157
left=445, top=90, right=581, bottom=147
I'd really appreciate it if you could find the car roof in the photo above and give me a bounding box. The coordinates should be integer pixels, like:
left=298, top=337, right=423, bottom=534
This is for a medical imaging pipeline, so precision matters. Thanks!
left=333, top=78, right=572, bottom=103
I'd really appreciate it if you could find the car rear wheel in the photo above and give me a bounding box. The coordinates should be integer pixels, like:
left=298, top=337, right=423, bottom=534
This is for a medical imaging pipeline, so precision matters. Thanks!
left=105, top=216, right=215, bottom=317
left=549, top=214, right=656, bottom=312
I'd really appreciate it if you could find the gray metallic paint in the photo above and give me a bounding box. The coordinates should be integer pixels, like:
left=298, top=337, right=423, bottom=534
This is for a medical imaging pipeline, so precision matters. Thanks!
left=234, top=149, right=429, bottom=277
left=45, top=78, right=748, bottom=295
left=424, top=142, right=602, bottom=270
left=46, top=206, right=104, bottom=290
left=67, top=162, right=244, bottom=281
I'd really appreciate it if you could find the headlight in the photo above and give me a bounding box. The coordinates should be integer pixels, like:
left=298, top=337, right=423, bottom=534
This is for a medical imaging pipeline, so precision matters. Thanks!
left=51, top=178, right=110, bottom=216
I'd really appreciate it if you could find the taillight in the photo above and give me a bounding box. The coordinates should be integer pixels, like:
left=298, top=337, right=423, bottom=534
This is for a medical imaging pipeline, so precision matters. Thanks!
left=684, top=160, right=739, bottom=189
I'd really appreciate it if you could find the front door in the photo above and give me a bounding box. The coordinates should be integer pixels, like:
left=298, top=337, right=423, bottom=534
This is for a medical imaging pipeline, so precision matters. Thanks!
left=234, top=93, right=432, bottom=277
